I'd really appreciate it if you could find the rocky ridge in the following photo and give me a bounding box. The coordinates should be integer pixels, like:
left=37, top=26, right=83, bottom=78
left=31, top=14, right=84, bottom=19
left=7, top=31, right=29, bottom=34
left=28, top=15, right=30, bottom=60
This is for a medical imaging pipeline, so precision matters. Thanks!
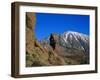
left=26, top=12, right=66, bottom=67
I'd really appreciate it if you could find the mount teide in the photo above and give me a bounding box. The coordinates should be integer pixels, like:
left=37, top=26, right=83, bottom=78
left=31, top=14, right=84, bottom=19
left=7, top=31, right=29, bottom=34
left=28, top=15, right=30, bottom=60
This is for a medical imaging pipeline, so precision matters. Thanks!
left=40, top=31, right=89, bottom=65
left=60, top=31, right=89, bottom=54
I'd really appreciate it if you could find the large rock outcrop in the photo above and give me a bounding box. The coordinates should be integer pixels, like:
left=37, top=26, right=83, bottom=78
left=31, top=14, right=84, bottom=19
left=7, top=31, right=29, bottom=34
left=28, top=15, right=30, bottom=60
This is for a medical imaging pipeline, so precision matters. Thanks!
left=26, top=12, right=66, bottom=67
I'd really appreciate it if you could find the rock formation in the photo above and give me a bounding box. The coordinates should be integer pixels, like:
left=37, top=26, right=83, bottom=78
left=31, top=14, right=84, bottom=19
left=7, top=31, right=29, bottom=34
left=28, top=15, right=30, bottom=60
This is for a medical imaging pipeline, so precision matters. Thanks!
left=26, top=12, right=66, bottom=67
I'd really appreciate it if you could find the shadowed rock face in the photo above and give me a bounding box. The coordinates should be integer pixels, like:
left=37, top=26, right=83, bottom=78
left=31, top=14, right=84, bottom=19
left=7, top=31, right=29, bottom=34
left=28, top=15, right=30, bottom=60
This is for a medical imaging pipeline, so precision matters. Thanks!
left=26, top=12, right=66, bottom=67
left=49, top=33, right=57, bottom=50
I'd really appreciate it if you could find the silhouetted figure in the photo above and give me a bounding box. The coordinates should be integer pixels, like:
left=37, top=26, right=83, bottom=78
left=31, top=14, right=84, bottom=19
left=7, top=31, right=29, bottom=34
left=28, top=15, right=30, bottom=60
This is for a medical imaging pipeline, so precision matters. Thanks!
left=49, top=34, right=56, bottom=50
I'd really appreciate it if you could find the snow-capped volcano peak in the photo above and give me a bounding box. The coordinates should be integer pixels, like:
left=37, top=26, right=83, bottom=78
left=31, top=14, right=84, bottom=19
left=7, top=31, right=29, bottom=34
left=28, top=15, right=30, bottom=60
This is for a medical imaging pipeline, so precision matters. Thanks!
left=63, top=31, right=88, bottom=38
left=60, top=31, right=89, bottom=53
left=40, top=31, right=89, bottom=54
left=62, top=31, right=88, bottom=42
left=65, top=31, right=80, bottom=34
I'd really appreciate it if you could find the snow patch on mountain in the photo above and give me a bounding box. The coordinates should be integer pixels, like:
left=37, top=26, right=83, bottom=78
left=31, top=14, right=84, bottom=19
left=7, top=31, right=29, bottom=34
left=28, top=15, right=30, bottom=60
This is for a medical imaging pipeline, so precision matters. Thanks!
left=59, top=31, right=89, bottom=53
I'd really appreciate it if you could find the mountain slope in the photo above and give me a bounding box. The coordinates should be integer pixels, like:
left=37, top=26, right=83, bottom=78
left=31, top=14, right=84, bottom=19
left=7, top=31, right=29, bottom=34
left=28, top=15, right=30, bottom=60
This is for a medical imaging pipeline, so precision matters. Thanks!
left=40, top=31, right=89, bottom=65
left=59, top=31, right=89, bottom=54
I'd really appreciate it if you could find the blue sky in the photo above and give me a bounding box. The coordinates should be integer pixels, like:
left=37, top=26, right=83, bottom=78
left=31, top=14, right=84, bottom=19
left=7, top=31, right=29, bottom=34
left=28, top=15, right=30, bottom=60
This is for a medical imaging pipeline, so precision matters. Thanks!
left=34, top=13, right=90, bottom=40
